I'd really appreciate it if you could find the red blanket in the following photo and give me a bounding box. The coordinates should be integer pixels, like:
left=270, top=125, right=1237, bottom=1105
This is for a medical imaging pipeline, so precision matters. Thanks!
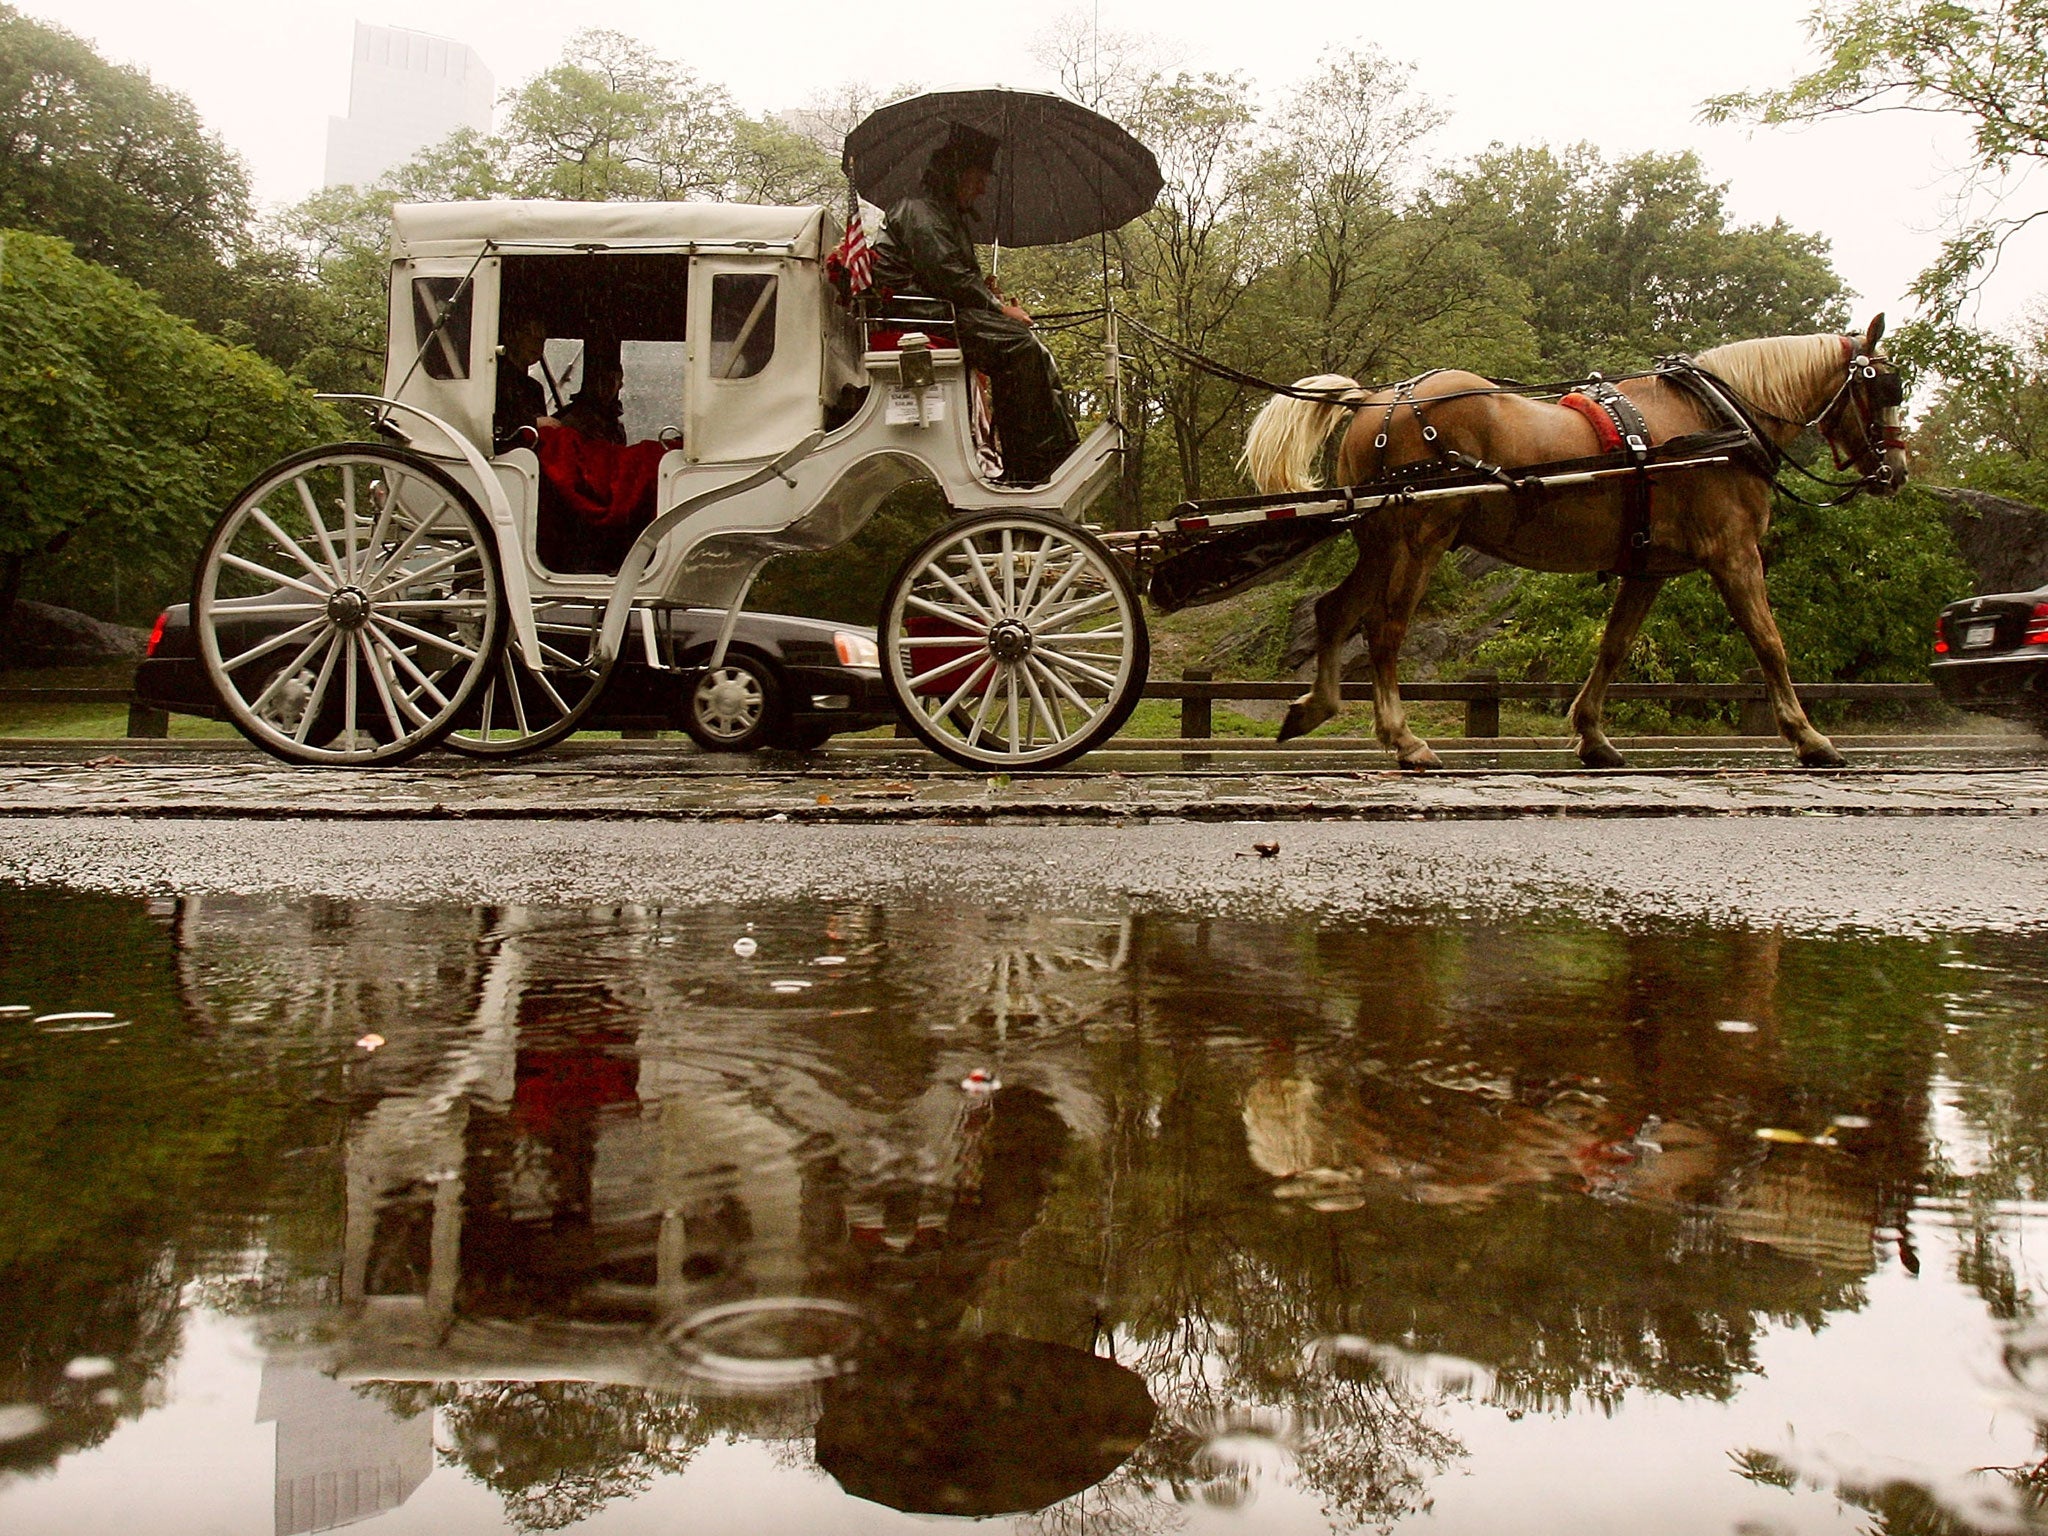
left=536, top=428, right=666, bottom=529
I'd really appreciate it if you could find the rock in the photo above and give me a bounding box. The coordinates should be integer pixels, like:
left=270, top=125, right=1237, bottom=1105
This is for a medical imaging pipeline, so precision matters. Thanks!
left=1, top=601, right=150, bottom=667
left=1925, top=488, right=2048, bottom=594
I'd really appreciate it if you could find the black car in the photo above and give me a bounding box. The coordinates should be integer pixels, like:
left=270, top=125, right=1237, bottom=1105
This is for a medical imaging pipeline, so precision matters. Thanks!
left=1930, top=586, right=2048, bottom=727
left=137, top=602, right=897, bottom=753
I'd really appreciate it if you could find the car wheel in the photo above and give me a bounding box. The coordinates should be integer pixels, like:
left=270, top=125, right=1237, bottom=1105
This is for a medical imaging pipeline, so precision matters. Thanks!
left=683, top=654, right=783, bottom=753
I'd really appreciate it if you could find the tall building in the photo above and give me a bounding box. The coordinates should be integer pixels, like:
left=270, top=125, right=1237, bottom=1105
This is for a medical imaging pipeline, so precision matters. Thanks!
left=324, top=23, right=494, bottom=190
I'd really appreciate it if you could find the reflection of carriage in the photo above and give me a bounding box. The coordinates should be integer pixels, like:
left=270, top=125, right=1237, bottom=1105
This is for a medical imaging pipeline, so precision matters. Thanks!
left=194, top=194, right=1148, bottom=770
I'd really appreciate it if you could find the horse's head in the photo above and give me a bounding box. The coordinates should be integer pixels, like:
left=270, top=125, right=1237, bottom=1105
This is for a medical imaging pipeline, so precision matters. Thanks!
left=1817, top=315, right=1910, bottom=497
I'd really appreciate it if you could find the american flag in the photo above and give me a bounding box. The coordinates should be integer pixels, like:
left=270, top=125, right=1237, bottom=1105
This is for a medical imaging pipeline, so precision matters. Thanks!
left=827, top=213, right=874, bottom=301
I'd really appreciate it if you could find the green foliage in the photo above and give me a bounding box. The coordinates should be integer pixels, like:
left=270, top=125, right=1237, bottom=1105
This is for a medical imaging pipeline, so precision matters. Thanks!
left=1438, top=144, right=1849, bottom=376
left=1909, top=307, right=2048, bottom=504
left=0, top=231, right=336, bottom=629
left=1704, top=0, right=2048, bottom=324
left=1475, top=486, right=1974, bottom=703
left=0, top=4, right=250, bottom=321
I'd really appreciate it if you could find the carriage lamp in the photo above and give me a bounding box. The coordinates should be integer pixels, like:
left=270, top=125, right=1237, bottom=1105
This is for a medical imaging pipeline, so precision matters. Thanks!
left=835, top=632, right=881, bottom=668
left=896, top=333, right=936, bottom=392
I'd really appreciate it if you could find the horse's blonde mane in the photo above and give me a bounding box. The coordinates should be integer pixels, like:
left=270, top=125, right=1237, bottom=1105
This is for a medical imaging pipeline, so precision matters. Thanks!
left=1692, top=333, right=1847, bottom=422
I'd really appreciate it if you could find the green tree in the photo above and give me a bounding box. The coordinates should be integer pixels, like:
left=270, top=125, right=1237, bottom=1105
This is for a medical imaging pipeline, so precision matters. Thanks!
left=1911, top=306, right=2048, bottom=504
left=0, top=5, right=250, bottom=326
left=1439, top=144, right=1849, bottom=376
left=0, top=231, right=335, bottom=638
left=1704, top=0, right=2048, bottom=327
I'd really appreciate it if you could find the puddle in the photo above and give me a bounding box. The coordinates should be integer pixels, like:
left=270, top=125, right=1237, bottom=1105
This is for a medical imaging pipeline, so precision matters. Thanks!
left=0, top=888, right=2045, bottom=1532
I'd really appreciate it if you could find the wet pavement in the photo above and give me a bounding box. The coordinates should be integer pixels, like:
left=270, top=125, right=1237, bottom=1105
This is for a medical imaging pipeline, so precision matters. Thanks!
left=1, top=885, right=2047, bottom=1535
left=0, top=735, right=2045, bottom=822
left=3, top=738, right=2048, bottom=1535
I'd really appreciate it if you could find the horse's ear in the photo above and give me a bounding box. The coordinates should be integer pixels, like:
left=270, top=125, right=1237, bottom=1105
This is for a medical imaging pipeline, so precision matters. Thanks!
left=1864, top=313, right=1887, bottom=352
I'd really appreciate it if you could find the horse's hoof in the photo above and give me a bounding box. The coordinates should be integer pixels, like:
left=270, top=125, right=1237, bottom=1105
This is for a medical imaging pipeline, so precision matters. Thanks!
left=1277, top=705, right=1311, bottom=743
left=1799, top=743, right=1848, bottom=769
left=1577, top=739, right=1627, bottom=770
left=1397, top=745, right=1441, bottom=773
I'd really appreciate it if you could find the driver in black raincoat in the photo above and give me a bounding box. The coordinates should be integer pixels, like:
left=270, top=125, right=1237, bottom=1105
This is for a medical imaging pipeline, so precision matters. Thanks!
left=867, top=124, right=1079, bottom=487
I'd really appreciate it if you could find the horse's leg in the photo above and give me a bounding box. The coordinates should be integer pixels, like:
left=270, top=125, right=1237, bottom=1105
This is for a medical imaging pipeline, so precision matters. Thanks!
left=1366, top=522, right=1460, bottom=770
left=1569, top=575, right=1665, bottom=768
left=1279, top=533, right=1388, bottom=742
left=1706, top=545, right=1845, bottom=767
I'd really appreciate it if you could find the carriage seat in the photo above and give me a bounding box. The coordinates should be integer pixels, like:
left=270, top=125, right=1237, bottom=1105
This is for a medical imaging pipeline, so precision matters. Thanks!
left=857, top=292, right=959, bottom=353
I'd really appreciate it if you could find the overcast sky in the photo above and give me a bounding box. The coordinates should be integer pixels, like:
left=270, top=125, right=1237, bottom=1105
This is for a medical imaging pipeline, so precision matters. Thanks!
left=41, top=0, right=2047, bottom=329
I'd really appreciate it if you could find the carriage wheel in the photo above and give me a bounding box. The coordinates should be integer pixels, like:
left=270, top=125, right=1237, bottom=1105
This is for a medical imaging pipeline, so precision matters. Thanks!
left=881, top=511, right=1149, bottom=770
left=194, top=444, right=504, bottom=766
left=441, top=599, right=619, bottom=758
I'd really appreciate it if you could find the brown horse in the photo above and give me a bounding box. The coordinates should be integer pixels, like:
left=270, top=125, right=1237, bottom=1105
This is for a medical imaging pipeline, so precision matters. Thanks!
left=1240, top=317, right=1910, bottom=768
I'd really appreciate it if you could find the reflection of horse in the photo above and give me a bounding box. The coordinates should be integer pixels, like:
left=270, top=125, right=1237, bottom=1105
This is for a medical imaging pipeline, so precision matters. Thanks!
left=1241, top=319, right=1909, bottom=769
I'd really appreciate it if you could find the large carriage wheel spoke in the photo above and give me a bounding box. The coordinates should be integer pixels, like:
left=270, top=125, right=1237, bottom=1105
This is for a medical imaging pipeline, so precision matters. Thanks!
left=359, top=469, right=404, bottom=572
left=362, top=629, right=441, bottom=726
left=338, top=465, right=361, bottom=581
left=965, top=671, right=1003, bottom=749
left=370, top=613, right=481, bottom=663
left=1022, top=552, right=1089, bottom=624
left=220, top=616, right=327, bottom=674
left=246, top=507, right=338, bottom=592
left=360, top=506, right=448, bottom=592
left=292, top=478, right=348, bottom=580
left=932, top=657, right=996, bottom=723
left=1036, top=629, right=1126, bottom=647
left=961, top=537, right=1008, bottom=618
left=907, top=651, right=985, bottom=693
left=292, top=635, right=345, bottom=745
left=1035, top=589, right=1119, bottom=634
left=1000, top=529, right=1017, bottom=613
left=356, top=630, right=408, bottom=738
left=219, top=551, right=333, bottom=602
left=1005, top=668, right=1024, bottom=752
left=898, top=634, right=993, bottom=648
left=1040, top=648, right=1120, bottom=691
left=905, top=590, right=990, bottom=630
left=1014, top=532, right=1055, bottom=616
left=341, top=629, right=362, bottom=750
left=367, top=538, right=474, bottom=600
left=215, top=602, right=327, bottom=619
left=921, top=562, right=997, bottom=626
left=1021, top=661, right=1065, bottom=742
left=375, top=598, right=491, bottom=614
left=246, top=627, right=336, bottom=718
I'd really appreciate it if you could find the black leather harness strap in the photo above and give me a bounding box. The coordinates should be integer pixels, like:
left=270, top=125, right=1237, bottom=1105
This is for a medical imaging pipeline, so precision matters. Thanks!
left=1582, top=377, right=1655, bottom=577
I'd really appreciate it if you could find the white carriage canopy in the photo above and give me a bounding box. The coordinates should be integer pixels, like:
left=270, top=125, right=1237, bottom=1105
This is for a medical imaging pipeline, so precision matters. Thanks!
left=386, top=200, right=860, bottom=467
left=389, top=200, right=837, bottom=258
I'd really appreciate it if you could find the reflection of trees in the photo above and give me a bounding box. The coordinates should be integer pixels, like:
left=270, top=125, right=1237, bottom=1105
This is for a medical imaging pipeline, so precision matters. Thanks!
left=437, top=1382, right=708, bottom=1533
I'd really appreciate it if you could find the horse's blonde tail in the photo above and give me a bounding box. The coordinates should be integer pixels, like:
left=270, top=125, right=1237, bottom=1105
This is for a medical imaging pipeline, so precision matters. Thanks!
left=1240, top=375, right=1366, bottom=493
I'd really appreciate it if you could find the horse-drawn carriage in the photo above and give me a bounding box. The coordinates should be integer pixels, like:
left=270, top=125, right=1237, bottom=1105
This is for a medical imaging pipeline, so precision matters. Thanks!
left=194, top=192, right=1153, bottom=770
left=193, top=89, right=1911, bottom=775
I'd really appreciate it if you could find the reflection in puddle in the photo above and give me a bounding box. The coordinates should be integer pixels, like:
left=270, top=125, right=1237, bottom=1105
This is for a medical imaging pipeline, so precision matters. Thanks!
left=0, top=890, right=2045, bottom=1532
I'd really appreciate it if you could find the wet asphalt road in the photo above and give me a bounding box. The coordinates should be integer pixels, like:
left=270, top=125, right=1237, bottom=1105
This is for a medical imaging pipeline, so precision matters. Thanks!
left=0, top=736, right=2041, bottom=933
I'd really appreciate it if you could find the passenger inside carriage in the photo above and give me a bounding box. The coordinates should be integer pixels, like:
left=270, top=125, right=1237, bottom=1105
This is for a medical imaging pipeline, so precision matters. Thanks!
left=867, top=122, right=1080, bottom=487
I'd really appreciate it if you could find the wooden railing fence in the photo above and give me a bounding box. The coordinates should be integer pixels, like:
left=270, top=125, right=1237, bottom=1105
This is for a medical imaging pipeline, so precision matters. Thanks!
left=1, top=673, right=1943, bottom=743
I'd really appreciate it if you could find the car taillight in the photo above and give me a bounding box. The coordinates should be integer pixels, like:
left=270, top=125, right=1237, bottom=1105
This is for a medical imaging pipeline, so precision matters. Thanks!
left=146, top=611, right=169, bottom=657
left=834, top=631, right=881, bottom=668
left=1933, top=615, right=1949, bottom=655
left=2028, top=602, right=2048, bottom=645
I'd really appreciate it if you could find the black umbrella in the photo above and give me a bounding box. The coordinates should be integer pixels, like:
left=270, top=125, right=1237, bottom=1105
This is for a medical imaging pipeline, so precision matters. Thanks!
left=814, top=1335, right=1157, bottom=1517
left=843, top=86, right=1162, bottom=248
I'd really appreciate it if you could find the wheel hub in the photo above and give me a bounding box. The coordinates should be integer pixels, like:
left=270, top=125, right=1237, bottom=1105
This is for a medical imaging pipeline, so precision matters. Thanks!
left=986, top=619, right=1034, bottom=664
left=325, top=586, right=371, bottom=631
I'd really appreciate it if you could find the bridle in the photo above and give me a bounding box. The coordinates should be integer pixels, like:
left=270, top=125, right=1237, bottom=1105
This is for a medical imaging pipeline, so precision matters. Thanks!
left=1757, top=336, right=1909, bottom=505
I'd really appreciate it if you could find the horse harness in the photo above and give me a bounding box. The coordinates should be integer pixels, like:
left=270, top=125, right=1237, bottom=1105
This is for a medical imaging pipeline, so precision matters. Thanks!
left=1346, top=343, right=1904, bottom=575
